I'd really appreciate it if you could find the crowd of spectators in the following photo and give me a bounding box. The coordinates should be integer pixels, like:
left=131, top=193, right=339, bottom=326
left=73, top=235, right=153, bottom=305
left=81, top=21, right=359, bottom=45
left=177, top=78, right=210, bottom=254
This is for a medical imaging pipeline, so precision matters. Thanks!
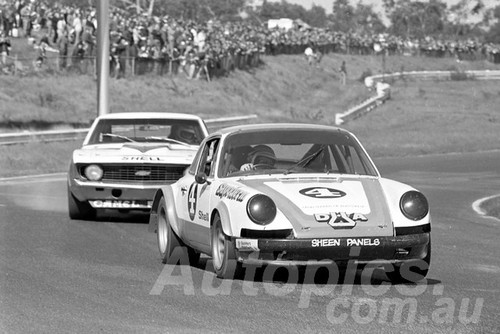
left=0, top=0, right=499, bottom=77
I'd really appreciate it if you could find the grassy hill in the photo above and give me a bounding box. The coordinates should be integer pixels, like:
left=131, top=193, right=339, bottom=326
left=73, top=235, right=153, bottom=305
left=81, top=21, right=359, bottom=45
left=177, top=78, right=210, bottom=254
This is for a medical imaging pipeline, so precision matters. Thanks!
left=1, top=51, right=500, bottom=177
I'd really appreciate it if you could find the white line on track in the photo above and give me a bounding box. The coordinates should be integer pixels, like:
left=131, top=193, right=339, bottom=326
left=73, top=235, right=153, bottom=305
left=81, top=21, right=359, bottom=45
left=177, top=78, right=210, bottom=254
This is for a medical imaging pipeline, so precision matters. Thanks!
left=0, top=192, right=64, bottom=199
left=0, top=173, right=66, bottom=185
left=472, top=195, right=500, bottom=222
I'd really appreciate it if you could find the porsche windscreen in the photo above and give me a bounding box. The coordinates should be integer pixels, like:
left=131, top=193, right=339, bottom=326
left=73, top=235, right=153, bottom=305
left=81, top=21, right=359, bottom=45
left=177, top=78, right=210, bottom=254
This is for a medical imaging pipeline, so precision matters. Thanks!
left=219, top=129, right=378, bottom=177
left=86, top=119, right=205, bottom=145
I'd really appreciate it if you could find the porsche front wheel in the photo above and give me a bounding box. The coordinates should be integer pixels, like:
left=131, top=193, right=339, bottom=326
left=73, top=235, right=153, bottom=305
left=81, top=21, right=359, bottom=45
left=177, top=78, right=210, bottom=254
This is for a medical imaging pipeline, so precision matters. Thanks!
left=211, top=214, right=242, bottom=279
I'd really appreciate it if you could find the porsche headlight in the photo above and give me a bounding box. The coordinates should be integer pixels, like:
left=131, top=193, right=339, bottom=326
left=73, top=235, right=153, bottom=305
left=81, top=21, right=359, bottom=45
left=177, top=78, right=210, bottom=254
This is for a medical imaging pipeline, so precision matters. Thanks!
left=246, top=194, right=277, bottom=225
left=400, top=191, right=429, bottom=221
left=84, top=164, right=103, bottom=181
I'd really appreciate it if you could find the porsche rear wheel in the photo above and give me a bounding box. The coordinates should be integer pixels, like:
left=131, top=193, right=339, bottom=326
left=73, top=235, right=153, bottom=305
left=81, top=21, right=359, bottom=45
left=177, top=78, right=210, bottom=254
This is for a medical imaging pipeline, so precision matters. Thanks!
left=157, top=197, right=200, bottom=266
left=67, top=186, right=96, bottom=220
left=211, top=214, right=242, bottom=279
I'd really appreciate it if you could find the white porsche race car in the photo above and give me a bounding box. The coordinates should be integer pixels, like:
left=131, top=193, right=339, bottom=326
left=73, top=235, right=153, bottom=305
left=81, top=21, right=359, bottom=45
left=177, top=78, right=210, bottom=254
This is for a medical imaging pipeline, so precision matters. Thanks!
left=149, top=123, right=431, bottom=282
left=67, top=112, right=209, bottom=220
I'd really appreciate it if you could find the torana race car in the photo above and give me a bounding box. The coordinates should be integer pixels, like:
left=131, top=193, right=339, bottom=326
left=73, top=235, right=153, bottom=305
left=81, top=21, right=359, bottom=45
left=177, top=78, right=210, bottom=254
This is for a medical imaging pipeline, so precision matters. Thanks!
left=67, top=112, right=209, bottom=220
left=149, top=124, right=431, bottom=282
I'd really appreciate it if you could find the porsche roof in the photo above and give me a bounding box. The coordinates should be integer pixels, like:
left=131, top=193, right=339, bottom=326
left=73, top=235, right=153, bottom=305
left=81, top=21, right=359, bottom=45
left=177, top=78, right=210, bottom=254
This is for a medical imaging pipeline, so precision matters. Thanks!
left=213, top=123, right=347, bottom=136
left=95, top=112, right=204, bottom=121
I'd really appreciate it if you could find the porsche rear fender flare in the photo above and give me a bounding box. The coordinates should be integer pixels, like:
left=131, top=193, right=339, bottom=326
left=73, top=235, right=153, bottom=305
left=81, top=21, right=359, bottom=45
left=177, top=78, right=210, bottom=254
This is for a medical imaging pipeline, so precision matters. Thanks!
left=149, top=187, right=181, bottom=236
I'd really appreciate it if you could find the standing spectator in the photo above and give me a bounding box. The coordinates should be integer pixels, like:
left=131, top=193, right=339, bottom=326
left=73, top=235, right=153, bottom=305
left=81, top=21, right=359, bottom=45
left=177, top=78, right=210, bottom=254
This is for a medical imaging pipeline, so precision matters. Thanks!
left=20, top=3, right=30, bottom=37
left=56, top=13, right=66, bottom=45
left=338, top=60, right=347, bottom=85
left=81, top=25, right=95, bottom=74
left=57, top=28, right=68, bottom=69
left=72, top=10, right=82, bottom=46
left=0, top=31, right=11, bottom=66
left=110, top=30, right=128, bottom=78
left=71, top=40, right=85, bottom=73
left=49, top=11, right=59, bottom=43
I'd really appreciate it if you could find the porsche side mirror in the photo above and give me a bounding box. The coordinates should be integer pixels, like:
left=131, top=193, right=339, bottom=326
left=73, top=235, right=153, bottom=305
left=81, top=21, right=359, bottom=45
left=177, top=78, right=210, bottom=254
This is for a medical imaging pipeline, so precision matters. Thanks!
left=195, top=172, right=208, bottom=184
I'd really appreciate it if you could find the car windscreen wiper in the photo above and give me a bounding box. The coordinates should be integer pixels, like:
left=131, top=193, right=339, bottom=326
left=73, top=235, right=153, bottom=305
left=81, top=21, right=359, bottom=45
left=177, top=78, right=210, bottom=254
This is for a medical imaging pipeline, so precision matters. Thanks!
left=101, top=133, right=136, bottom=142
left=283, top=145, right=325, bottom=175
left=143, top=136, right=193, bottom=147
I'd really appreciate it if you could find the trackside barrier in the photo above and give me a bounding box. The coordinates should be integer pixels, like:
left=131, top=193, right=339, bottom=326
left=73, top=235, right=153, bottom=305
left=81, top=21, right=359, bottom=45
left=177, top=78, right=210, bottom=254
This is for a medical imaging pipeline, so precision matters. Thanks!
left=0, top=114, right=258, bottom=146
left=335, top=69, right=500, bottom=125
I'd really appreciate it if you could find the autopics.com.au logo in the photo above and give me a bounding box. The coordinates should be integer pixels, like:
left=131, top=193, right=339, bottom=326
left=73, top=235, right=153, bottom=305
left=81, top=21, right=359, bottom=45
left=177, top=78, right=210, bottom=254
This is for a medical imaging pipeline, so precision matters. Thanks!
left=149, top=248, right=484, bottom=326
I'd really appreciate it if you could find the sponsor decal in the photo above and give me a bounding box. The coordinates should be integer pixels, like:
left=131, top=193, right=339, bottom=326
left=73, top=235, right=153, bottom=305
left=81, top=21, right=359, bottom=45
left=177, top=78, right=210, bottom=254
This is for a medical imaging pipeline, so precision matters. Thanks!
left=311, top=238, right=380, bottom=248
left=236, top=239, right=260, bottom=251
left=347, top=238, right=380, bottom=247
left=198, top=210, right=209, bottom=222
left=315, top=212, right=368, bottom=229
left=215, top=184, right=247, bottom=202
left=188, top=183, right=198, bottom=221
left=122, top=156, right=161, bottom=161
left=299, top=187, right=346, bottom=199
left=312, top=238, right=341, bottom=247
left=90, top=200, right=152, bottom=208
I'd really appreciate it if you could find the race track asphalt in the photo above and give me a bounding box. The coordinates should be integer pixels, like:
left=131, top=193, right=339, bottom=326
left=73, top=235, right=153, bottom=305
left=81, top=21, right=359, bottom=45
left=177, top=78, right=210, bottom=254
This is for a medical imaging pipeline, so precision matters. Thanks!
left=1, top=151, right=499, bottom=333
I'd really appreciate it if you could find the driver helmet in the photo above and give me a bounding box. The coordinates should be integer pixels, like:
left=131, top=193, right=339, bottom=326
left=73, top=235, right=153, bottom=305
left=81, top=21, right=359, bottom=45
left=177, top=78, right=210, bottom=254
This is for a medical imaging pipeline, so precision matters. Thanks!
left=250, top=145, right=276, bottom=166
left=171, top=125, right=197, bottom=143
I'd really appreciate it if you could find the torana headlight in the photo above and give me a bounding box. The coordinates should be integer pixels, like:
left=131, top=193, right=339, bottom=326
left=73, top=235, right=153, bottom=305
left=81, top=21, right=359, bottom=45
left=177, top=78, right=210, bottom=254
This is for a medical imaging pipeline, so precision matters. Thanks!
left=400, top=191, right=429, bottom=221
left=247, top=194, right=277, bottom=225
left=84, top=164, right=103, bottom=181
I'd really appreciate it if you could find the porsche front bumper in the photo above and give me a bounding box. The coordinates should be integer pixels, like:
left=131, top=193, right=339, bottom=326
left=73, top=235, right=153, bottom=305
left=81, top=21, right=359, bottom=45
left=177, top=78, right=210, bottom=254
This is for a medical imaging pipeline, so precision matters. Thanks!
left=232, top=232, right=430, bottom=266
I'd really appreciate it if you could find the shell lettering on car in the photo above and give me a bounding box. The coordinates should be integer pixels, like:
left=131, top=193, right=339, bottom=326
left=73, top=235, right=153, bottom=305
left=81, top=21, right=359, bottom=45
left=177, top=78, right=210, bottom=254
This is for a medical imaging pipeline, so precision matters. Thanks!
left=215, top=184, right=248, bottom=202
left=188, top=183, right=198, bottom=221
left=314, top=212, right=368, bottom=229
left=121, top=156, right=162, bottom=161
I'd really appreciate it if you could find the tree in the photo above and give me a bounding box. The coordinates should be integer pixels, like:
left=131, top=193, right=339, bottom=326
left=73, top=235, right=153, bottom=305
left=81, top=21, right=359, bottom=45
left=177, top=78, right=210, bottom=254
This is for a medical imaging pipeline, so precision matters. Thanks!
left=304, top=5, right=327, bottom=27
left=329, top=0, right=355, bottom=32
left=484, top=5, right=500, bottom=43
left=386, top=0, right=446, bottom=38
left=352, top=3, right=386, bottom=34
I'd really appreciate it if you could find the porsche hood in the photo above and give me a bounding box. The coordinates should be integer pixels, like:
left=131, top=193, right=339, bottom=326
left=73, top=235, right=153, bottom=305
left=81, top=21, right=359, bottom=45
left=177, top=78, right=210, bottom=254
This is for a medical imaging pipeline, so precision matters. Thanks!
left=238, top=176, right=394, bottom=239
left=73, top=142, right=198, bottom=165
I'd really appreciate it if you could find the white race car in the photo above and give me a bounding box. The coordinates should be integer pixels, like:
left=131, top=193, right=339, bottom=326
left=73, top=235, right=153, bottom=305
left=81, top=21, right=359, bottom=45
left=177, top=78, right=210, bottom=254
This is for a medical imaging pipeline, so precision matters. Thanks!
left=67, top=112, right=209, bottom=220
left=149, top=124, right=431, bottom=282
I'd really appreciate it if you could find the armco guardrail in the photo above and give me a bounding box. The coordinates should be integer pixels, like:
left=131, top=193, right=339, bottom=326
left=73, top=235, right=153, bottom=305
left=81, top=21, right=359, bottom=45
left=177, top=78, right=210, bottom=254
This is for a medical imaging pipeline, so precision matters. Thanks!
left=335, top=69, right=500, bottom=125
left=0, top=114, right=258, bottom=146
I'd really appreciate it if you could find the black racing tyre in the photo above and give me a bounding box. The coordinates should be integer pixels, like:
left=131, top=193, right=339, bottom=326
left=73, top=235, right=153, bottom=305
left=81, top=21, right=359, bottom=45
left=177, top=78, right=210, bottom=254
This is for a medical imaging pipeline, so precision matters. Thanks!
left=386, top=239, right=431, bottom=284
left=157, top=197, right=200, bottom=266
left=211, top=214, right=242, bottom=279
left=68, top=186, right=96, bottom=220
